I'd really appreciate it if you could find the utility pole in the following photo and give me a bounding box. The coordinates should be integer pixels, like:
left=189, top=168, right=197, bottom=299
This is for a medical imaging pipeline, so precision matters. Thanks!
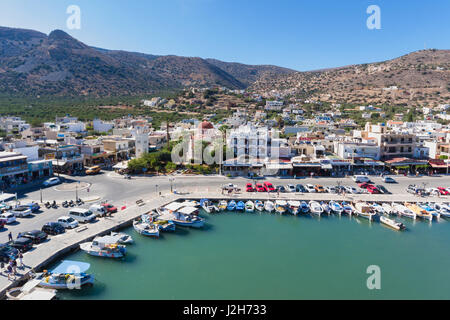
left=40, top=188, right=43, bottom=203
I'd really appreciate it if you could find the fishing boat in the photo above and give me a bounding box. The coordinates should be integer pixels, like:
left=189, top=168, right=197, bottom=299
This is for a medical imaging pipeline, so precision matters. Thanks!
left=255, top=200, right=264, bottom=212
left=392, top=203, right=416, bottom=220
left=200, top=199, right=216, bottom=213
left=109, top=232, right=134, bottom=244
left=153, top=219, right=176, bottom=232
left=341, top=202, right=354, bottom=216
left=419, top=203, right=440, bottom=220
left=380, top=216, right=406, bottom=231
left=157, top=208, right=205, bottom=228
left=245, top=200, right=255, bottom=213
left=227, top=200, right=237, bottom=211
left=264, top=200, right=275, bottom=213
left=320, top=201, right=331, bottom=215
left=181, top=200, right=200, bottom=208
left=371, top=203, right=385, bottom=215
left=275, top=200, right=287, bottom=214
left=354, top=202, right=376, bottom=221
left=381, top=203, right=394, bottom=215
left=329, top=201, right=343, bottom=215
left=218, top=200, right=228, bottom=211
left=405, top=202, right=432, bottom=221
left=133, top=214, right=160, bottom=237
left=36, top=260, right=94, bottom=289
left=287, top=201, right=301, bottom=215
left=309, top=201, right=323, bottom=216
left=433, top=203, right=450, bottom=218
left=300, top=201, right=310, bottom=214
left=236, top=201, right=245, bottom=211
left=80, top=237, right=127, bottom=258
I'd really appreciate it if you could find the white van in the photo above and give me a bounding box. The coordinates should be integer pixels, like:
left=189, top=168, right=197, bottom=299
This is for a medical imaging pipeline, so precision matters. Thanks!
left=352, top=175, right=371, bottom=183
left=89, top=204, right=107, bottom=217
left=68, top=208, right=96, bottom=223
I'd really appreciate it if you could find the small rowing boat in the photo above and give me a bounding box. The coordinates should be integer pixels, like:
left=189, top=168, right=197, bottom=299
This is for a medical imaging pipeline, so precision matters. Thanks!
left=320, top=201, right=331, bottom=215
left=287, top=201, right=301, bottom=215
left=300, top=201, right=310, bottom=214
left=265, top=201, right=275, bottom=213
left=309, top=201, right=323, bottom=216
left=329, top=201, right=343, bottom=215
left=245, top=200, right=255, bottom=213
left=255, top=200, right=264, bottom=212
left=133, top=215, right=160, bottom=237
left=275, top=200, right=287, bottom=214
left=227, top=200, right=236, bottom=211
left=218, top=200, right=228, bottom=211
left=236, top=201, right=245, bottom=211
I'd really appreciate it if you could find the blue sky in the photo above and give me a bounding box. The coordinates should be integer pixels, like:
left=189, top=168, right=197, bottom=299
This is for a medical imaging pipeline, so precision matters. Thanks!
left=0, top=0, right=448, bottom=71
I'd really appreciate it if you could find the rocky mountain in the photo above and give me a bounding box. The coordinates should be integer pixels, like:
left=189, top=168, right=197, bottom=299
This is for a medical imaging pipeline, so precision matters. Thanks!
left=0, top=26, right=294, bottom=97
left=251, top=49, right=450, bottom=106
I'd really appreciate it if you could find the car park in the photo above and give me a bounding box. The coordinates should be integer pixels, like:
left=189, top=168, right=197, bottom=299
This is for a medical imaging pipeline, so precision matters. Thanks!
left=41, top=222, right=66, bottom=235
left=10, top=206, right=32, bottom=218
left=58, top=216, right=79, bottom=229
left=0, top=212, right=16, bottom=224
left=10, top=237, right=33, bottom=252
left=43, top=177, right=61, bottom=187
left=305, top=184, right=316, bottom=193
left=18, top=230, right=48, bottom=244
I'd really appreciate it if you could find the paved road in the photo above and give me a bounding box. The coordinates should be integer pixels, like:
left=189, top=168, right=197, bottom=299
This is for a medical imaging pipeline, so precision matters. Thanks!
left=1, top=172, right=449, bottom=243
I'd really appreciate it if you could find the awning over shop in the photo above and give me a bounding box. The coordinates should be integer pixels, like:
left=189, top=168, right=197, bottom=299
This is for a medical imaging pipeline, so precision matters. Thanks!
left=266, top=163, right=293, bottom=170
left=321, top=164, right=333, bottom=170
left=292, top=162, right=321, bottom=167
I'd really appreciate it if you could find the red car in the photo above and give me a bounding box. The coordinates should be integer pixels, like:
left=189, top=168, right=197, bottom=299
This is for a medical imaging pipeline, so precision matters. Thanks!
left=246, top=183, right=255, bottom=192
left=102, top=203, right=118, bottom=214
left=358, top=182, right=373, bottom=189
left=263, top=182, right=275, bottom=192
left=437, top=187, right=449, bottom=195
left=255, top=183, right=266, bottom=192
left=366, top=185, right=380, bottom=194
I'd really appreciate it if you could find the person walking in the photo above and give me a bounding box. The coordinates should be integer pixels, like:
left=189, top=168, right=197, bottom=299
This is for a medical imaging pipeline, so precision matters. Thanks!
left=8, top=232, right=13, bottom=242
left=0, top=261, right=4, bottom=275
left=7, top=264, right=13, bottom=281
left=11, top=259, right=17, bottom=275
left=17, top=252, right=23, bottom=269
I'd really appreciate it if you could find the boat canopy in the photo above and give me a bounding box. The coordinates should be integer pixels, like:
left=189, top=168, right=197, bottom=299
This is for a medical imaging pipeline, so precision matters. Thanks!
left=51, top=260, right=91, bottom=274
left=164, top=202, right=185, bottom=211
left=178, top=206, right=198, bottom=215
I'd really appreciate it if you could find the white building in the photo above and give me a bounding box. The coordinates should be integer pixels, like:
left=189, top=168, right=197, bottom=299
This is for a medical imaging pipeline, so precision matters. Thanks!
left=93, top=119, right=114, bottom=133
left=134, top=128, right=149, bottom=158
left=265, top=100, right=284, bottom=111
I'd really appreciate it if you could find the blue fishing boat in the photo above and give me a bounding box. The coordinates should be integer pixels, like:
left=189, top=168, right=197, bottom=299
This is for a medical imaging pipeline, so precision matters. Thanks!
left=227, top=200, right=237, bottom=211
left=236, top=201, right=245, bottom=211
left=300, top=201, right=309, bottom=214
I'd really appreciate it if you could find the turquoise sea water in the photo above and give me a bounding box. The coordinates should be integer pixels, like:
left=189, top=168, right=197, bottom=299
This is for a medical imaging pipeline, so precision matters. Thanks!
left=57, top=210, right=450, bottom=300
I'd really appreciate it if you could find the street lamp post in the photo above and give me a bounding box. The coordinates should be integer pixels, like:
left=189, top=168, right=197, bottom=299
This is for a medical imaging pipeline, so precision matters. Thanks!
left=40, top=188, right=43, bottom=204
left=156, top=184, right=159, bottom=197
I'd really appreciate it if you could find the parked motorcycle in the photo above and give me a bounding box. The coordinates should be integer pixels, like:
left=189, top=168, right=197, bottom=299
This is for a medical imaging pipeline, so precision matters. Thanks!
left=51, top=201, right=58, bottom=209
left=45, top=202, right=51, bottom=209
left=69, top=200, right=75, bottom=207
left=76, top=199, right=84, bottom=206
left=62, top=201, right=69, bottom=208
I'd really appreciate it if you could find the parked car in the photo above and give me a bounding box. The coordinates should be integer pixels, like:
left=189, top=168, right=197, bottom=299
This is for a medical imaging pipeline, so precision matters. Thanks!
left=344, top=186, right=359, bottom=194
left=222, top=183, right=240, bottom=192
left=382, top=176, right=396, bottom=183
left=43, top=177, right=61, bottom=187
left=427, top=188, right=441, bottom=196
left=0, top=212, right=16, bottom=224
left=366, top=185, right=380, bottom=194
left=86, top=165, right=102, bottom=175
left=21, top=202, right=41, bottom=213
left=376, top=185, right=391, bottom=194
left=10, top=237, right=33, bottom=252
left=18, top=230, right=48, bottom=244
left=58, top=216, right=79, bottom=229
left=286, top=184, right=296, bottom=193
left=263, top=182, right=275, bottom=192
left=246, top=183, right=255, bottom=192
left=255, top=183, right=266, bottom=192
left=42, top=222, right=66, bottom=235
left=0, top=244, right=18, bottom=262
left=305, top=184, right=316, bottom=193
left=89, top=204, right=107, bottom=217
left=276, top=186, right=286, bottom=193
left=406, top=185, right=417, bottom=194
left=437, top=187, right=450, bottom=195
left=296, top=184, right=307, bottom=193
left=101, top=203, right=118, bottom=214
left=314, top=185, right=326, bottom=193
left=68, top=208, right=96, bottom=223
left=10, top=206, right=32, bottom=218
left=326, top=186, right=338, bottom=194
left=352, top=175, right=371, bottom=183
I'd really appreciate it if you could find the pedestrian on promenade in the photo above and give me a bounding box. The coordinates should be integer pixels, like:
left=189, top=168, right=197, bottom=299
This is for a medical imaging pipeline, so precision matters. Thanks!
left=7, top=265, right=13, bottom=281
left=8, top=232, right=12, bottom=242
left=17, top=252, right=23, bottom=269
left=0, top=261, right=4, bottom=275
left=11, top=259, right=17, bottom=275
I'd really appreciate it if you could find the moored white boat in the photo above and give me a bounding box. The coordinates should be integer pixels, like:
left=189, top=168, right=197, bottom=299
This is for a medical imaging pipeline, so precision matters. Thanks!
left=110, top=232, right=134, bottom=244
left=380, top=216, right=405, bottom=231
left=36, top=260, right=94, bottom=290
left=405, top=202, right=432, bottom=221
left=275, top=200, right=287, bottom=214
left=392, top=203, right=416, bottom=220
left=381, top=203, right=394, bottom=215
left=255, top=200, right=264, bottom=212
left=309, top=201, right=323, bottom=216
left=200, top=199, right=217, bottom=213
left=341, top=202, right=354, bottom=216
left=157, top=208, right=205, bottom=228
left=245, top=200, right=255, bottom=212
left=80, top=237, right=126, bottom=258
left=264, top=201, right=274, bottom=213
left=354, top=202, right=376, bottom=221
left=133, top=215, right=160, bottom=237
left=320, top=202, right=331, bottom=214
left=329, top=201, right=343, bottom=215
